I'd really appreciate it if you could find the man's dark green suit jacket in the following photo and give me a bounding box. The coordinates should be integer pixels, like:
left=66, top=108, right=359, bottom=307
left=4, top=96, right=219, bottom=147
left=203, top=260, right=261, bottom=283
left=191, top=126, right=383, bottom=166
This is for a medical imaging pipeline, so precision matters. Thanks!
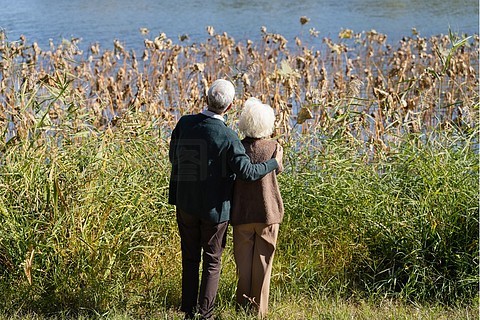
left=168, top=113, right=278, bottom=223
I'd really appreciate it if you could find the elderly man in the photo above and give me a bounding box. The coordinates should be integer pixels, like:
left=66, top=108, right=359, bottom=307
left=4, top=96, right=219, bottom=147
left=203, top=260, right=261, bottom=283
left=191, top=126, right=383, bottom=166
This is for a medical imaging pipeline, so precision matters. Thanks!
left=168, top=79, right=283, bottom=320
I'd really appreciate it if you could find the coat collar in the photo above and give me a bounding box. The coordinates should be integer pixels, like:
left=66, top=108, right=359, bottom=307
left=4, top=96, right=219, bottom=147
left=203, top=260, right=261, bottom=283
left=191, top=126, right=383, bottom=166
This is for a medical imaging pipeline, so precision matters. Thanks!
left=201, top=109, right=225, bottom=122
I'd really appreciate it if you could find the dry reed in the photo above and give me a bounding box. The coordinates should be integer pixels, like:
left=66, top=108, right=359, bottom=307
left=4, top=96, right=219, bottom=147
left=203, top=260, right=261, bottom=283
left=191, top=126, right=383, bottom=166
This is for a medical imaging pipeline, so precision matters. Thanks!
left=0, top=27, right=478, bottom=153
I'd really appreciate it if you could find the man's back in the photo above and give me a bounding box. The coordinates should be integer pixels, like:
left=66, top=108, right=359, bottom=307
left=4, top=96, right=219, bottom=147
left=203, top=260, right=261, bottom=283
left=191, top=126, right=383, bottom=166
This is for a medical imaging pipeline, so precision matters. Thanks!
left=169, top=113, right=278, bottom=223
left=169, top=113, right=235, bottom=222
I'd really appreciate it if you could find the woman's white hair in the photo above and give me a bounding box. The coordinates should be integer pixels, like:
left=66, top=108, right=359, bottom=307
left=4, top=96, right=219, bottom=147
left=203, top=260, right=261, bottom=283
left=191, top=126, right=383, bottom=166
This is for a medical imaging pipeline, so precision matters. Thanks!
left=238, top=97, right=275, bottom=138
left=207, top=79, right=235, bottom=112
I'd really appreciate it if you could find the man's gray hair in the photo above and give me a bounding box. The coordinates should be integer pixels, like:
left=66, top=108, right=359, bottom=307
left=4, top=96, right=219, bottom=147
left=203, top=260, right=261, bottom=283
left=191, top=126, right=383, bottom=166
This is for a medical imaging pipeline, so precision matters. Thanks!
left=207, top=79, right=235, bottom=112
left=238, top=97, right=275, bottom=138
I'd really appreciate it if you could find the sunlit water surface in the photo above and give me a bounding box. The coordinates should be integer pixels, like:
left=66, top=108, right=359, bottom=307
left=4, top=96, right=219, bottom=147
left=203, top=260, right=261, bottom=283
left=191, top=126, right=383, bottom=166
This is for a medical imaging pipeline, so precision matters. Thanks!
left=0, top=0, right=478, bottom=50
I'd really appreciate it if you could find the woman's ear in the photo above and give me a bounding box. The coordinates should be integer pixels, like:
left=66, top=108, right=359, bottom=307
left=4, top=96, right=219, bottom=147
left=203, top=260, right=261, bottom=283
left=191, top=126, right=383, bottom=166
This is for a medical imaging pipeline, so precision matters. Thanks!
left=225, top=103, right=233, bottom=112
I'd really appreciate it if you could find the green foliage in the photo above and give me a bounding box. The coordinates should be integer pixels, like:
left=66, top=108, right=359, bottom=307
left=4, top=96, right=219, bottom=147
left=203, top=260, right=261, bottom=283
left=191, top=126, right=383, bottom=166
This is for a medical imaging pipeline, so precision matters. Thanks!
left=276, top=132, right=479, bottom=304
left=0, top=130, right=181, bottom=316
left=1, top=126, right=477, bottom=318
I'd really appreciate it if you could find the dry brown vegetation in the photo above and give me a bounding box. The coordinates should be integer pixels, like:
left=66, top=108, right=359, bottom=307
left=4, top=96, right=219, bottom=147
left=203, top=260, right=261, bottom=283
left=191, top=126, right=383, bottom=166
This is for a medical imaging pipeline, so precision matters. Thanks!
left=0, top=27, right=478, bottom=151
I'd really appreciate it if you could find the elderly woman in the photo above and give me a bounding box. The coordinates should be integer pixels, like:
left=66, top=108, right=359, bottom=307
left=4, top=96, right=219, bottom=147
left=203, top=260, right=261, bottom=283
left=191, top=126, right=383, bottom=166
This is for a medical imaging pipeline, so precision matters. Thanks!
left=231, top=97, right=284, bottom=318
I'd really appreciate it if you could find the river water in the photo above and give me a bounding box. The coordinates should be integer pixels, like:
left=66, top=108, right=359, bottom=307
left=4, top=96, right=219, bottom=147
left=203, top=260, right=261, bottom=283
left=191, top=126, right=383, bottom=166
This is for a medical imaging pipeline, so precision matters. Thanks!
left=0, top=0, right=478, bottom=50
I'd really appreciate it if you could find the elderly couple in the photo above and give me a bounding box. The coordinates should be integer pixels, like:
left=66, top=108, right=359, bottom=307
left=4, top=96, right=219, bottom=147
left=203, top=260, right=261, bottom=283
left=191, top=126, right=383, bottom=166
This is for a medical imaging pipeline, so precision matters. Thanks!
left=168, top=79, right=284, bottom=319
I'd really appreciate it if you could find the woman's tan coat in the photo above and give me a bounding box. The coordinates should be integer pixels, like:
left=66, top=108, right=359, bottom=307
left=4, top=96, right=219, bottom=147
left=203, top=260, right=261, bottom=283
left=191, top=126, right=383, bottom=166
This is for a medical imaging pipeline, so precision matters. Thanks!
left=231, top=137, right=284, bottom=226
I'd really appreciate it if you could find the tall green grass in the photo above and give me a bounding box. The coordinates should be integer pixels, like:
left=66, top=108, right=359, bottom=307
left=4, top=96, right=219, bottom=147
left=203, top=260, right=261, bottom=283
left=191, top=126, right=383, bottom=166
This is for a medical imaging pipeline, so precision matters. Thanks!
left=0, top=126, right=181, bottom=315
left=277, top=130, right=478, bottom=304
left=0, top=122, right=478, bottom=318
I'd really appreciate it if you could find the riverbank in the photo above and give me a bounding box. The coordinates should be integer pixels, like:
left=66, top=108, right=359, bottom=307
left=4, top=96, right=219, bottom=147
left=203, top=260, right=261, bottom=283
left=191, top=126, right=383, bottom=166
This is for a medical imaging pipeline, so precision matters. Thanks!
left=0, top=29, right=478, bottom=318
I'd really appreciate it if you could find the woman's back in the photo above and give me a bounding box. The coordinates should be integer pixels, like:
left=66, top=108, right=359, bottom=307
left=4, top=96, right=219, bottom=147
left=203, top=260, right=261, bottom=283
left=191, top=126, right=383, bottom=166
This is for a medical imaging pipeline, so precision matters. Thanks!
left=231, top=137, right=284, bottom=226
